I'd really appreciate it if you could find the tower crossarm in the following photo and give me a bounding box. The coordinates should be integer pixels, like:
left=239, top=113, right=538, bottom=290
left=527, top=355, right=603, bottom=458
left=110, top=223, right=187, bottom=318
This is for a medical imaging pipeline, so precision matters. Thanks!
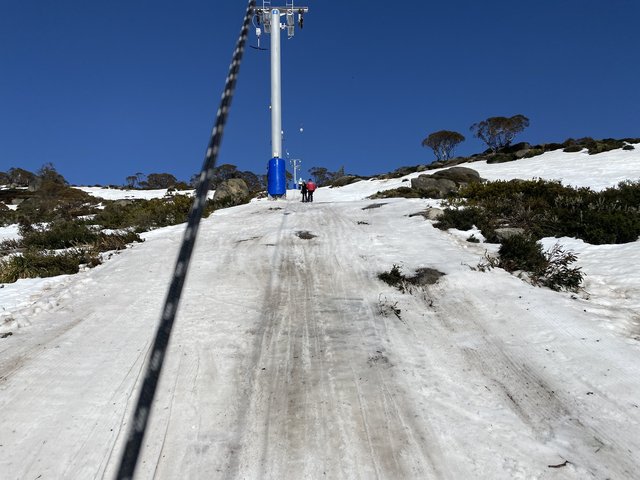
left=252, top=6, right=309, bottom=14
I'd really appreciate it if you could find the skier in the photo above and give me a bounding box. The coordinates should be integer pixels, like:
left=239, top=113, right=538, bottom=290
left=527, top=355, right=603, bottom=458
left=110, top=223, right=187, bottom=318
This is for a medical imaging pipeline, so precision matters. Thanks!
left=306, top=179, right=317, bottom=202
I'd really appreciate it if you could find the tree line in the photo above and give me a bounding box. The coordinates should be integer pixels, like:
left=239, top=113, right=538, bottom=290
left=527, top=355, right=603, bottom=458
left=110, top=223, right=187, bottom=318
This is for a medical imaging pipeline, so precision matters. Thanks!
left=422, top=114, right=530, bottom=161
left=124, top=164, right=264, bottom=192
left=1, top=163, right=67, bottom=188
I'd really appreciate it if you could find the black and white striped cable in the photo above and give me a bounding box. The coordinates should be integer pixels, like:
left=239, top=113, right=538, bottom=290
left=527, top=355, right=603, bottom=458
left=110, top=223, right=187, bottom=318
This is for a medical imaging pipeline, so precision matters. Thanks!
left=115, top=1, right=256, bottom=478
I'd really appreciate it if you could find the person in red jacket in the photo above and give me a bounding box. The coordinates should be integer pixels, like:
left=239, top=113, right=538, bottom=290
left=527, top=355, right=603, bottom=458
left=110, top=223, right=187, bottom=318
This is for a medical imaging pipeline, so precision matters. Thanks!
left=305, top=179, right=317, bottom=202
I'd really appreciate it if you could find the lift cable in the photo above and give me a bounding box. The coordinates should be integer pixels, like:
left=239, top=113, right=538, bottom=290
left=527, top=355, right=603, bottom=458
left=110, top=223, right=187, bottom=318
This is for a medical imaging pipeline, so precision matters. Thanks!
left=115, top=1, right=256, bottom=478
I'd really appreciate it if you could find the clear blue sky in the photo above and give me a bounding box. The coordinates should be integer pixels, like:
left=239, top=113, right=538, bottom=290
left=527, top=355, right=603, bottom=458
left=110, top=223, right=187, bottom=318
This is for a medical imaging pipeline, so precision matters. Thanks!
left=1, top=0, right=639, bottom=185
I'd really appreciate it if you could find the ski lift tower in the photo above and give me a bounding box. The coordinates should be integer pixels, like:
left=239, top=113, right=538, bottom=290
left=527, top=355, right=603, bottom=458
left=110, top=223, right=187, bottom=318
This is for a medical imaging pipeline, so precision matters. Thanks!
left=253, top=1, right=308, bottom=198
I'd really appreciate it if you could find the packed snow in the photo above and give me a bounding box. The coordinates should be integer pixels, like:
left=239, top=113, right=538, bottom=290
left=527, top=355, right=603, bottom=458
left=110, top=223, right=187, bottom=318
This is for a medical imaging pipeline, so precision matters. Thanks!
left=461, top=144, right=640, bottom=191
left=75, top=186, right=216, bottom=201
left=1, top=146, right=639, bottom=479
left=0, top=224, right=20, bottom=242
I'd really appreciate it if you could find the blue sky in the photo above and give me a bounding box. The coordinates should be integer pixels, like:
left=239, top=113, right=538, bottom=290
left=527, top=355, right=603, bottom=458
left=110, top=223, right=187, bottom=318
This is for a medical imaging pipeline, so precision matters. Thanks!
left=1, top=0, right=639, bottom=186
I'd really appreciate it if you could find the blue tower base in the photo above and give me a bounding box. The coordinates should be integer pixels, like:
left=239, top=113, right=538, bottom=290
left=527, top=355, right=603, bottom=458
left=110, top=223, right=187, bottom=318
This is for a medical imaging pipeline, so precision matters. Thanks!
left=267, top=157, right=287, bottom=197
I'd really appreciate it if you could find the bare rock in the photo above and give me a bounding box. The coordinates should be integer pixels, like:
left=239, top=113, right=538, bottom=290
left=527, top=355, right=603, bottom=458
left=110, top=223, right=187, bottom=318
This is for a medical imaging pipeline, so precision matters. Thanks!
left=430, top=166, right=482, bottom=185
left=213, top=178, right=250, bottom=206
left=409, top=208, right=444, bottom=220
left=411, top=176, right=457, bottom=198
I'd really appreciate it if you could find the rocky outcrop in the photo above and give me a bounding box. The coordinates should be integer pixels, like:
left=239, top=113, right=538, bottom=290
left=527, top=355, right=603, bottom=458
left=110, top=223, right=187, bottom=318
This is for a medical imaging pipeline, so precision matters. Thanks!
left=213, top=178, right=250, bottom=206
left=411, top=167, right=482, bottom=198
left=430, top=167, right=482, bottom=185
left=411, top=177, right=457, bottom=198
left=408, top=208, right=444, bottom=220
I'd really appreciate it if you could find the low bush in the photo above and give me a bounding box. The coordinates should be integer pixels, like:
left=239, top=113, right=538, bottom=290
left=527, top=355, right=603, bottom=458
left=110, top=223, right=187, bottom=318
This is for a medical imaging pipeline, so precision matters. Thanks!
left=15, top=182, right=97, bottom=223
left=330, top=176, right=364, bottom=188
left=467, top=234, right=480, bottom=243
left=94, top=194, right=205, bottom=232
left=538, top=142, right=564, bottom=151
left=0, top=238, right=21, bottom=254
left=498, top=235, right=547, bottom=273
left=449, top=179, right=640, bottom=245
left=20, top=220, right=97, bottom=249
left=378, top=264, right=445, bottom=292
left=209, top=195, right=250, bottom=211
left=433, top=206, right=495, bottom=239
left=496, top=235, right=583, bottom=291
left=369, top=187, right=423, bottom=199
left=7, top=220, right=142, bottom=256
left=523, top=148, right=545, bottom=158
left=538, top=244, right=584, bottom=291
left=434, top=206, right=480, bottom=231
left=378, top=264, right=406, bottom=290
left=0, top=203, right=17, bottom=227
left=378, top=166, right=422, bottom=179
left=93, top=231, right=143, bottom=252
left=0, top=249, right=93, bottom=283
left=560, top=137, right=640, bottom=155
left=486, top=153, right=516, bottom=164
left=562, top=145, right=583, bottom=153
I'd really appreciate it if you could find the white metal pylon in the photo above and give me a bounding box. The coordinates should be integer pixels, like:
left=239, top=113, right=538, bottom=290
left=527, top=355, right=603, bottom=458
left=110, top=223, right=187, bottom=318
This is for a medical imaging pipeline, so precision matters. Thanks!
left=252, top=3, right=308, bottom=197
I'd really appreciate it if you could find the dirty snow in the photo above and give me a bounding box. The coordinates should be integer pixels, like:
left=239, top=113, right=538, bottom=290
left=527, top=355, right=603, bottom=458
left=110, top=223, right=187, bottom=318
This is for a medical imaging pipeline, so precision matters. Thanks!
left=0, top=147, right=639, bottom=479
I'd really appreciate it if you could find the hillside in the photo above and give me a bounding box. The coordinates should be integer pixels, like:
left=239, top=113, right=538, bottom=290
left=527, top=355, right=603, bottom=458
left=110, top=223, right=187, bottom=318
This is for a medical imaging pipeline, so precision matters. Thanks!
left=1, top=146, right=640, bottom=479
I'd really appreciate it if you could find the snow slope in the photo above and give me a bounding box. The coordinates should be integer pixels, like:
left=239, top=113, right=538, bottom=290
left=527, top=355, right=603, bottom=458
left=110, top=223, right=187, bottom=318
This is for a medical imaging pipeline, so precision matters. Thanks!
left=466, top=145, right=640, bottom=191
left=76, top=187, right=177, bottom=200
left=1, top=147, right=640, bottom=479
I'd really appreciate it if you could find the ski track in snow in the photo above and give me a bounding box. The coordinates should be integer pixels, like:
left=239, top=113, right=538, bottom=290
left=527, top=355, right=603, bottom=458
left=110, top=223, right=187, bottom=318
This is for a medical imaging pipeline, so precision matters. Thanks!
left=0, top=193, right=639, bottom=478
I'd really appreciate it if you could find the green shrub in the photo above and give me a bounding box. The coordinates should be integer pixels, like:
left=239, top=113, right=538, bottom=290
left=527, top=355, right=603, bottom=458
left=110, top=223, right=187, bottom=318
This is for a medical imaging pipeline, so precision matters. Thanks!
left=434, top=206, right=494, bottom=235
left=92, top=231, right=143, bottom=252
left=369, top=187, right=423, bottom=199
left=497, top=236, right=583, bottom=291
left=209, top=195, right=250, bottom=210
left=378, top=166, right=421, bottom=179
left=498, top=235, right=547, bottom=273
left=586, top=138, right=626, bottom=155
left=20, top=220, right=98, bottom=249
left=15, top=183, right=97, bottom=223
left=330, top=176, right=363, bottom=188
left=537, top=244, right=584, bottom=291
left=378, top=264, right=444, bottom=292
left=522, top=148, right=545, bottom=158
left=378, top=264, right=406, bottom=290
left=0, top=250, right=81, bottom=283
left=486, top=153, right=516, bottom=164
left=466, top=234, right=480, bottom=243
left=578, top=210, right=640, bottom=244
left=10, top=220, right=142, bottom=255
left=94, top=195, right=198, bottom=232
left=0, top=238, right=21, bottom=254
left=563, top=145, right=583, bottom=153
left=0, top=203, right=17, bottom=227
left=538, top=142, right=564, bottom=151
left=452, top=179, right=640, bottom=245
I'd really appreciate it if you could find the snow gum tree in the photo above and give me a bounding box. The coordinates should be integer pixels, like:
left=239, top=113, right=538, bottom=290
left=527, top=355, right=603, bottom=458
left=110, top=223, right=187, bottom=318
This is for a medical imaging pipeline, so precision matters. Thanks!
left=421, top=130, right=466, bottom=161
left=470, top=114, right=530, bottom=152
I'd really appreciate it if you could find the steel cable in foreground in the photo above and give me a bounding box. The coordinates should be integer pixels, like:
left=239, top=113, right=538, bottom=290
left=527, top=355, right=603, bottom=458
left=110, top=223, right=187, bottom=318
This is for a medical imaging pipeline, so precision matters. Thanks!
left=115, top=1, right=256, bottom=478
